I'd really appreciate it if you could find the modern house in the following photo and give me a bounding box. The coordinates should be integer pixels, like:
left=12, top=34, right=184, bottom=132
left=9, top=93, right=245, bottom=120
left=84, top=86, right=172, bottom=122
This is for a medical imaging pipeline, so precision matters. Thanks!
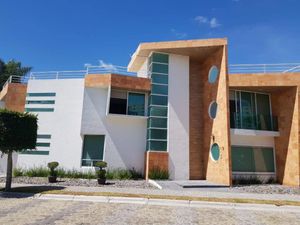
left=1, top=38, right=300, bottom=186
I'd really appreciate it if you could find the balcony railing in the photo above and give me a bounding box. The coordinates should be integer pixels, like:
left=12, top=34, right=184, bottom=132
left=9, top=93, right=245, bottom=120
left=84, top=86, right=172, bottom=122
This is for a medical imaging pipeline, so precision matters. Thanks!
left=230, top=112, right=278, bottom=132
left=229, top=63, right=300, bottom=74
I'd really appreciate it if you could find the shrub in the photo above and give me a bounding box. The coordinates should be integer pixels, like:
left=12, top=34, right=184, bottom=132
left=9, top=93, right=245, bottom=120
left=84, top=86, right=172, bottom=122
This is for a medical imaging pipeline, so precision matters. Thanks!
left=94, top=161, right=107, bottom=169
left=94, top=161, right=107, bottom=180
left=148, top=167, right=169, bottom=180
left=24, top=166, right=49, bottom=177
left=47, top=161, right=59, bottom=177
left=13, top=167, right=24, bottom=177
left=106, top=168, right=143, bottom=180
left=57, top=168, right=96, bottom=179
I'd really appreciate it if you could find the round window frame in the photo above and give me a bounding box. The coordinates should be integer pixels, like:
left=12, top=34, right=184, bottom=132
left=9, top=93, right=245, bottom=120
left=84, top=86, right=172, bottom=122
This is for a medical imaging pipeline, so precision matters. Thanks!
left=208, top=101, right=218, bottom=119
left=208, top=65, right=219, bottom=84
left=210, top=143, right=220, bottom=162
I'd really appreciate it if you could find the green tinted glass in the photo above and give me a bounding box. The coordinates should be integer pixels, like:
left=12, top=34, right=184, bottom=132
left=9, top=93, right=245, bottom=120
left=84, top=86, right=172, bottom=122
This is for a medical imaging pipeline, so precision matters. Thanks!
left=149, top=106, right=168, bottom=117
left=25, top=108, right=54, bottom=112
left=128, top=93, right=145, bottom=116
left=152, top=84, right=168, bottom=95
left=148, top=129, right=167, bottom=140
left=147, top=140, right=167, bottom=151
left=149, top=95, right=168, bottom=106
left=151, top=63, right=168, bottom=74
left=210, top=143, right=220, bottom=161
left=27, top=93, right=56, bottom=97
left=148, top=118, right=168, bottom=128
left=152, top=53, right=169, bottom=63
left=81, top=135, right=105, bottom=165
left=152, top=73, right=168, bottom=84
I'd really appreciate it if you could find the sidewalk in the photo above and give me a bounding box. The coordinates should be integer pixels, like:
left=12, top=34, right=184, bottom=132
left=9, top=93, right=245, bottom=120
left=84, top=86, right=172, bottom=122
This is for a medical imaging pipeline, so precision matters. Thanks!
left=2, top=181, right=300, bottom=203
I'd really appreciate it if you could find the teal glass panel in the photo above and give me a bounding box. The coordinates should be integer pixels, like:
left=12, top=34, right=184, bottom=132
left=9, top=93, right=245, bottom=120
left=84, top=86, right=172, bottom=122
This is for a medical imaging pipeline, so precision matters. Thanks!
left=128, top=93, right=145, bottom=116
left=148, top=129, right=167, bottom=140
left=36, top=142, right=50, bottom=147
left=25, top=108, right=54, bottom=112
left=209, top=102, right=218, bottom=119
left=147, top=140, right=167, bottom=151
left=149, top=95, right=168, bottom=106
left=253, top=147, right=275, bottom=172
left=232, top=146, right=254, bottom=172
left=152, top=73, right=168, bottom=84
left=152, top=53, right=169, bottom=64
left=26, top=100, right=55, bottom=104
left=152, top=84, right=168, bottom=95
left=20, top=150, right=49, bottom=155
left=241, top=92, right=256, bottom=129
left=210, top=143, right=220, bottom=161
left=208, top=66, right=219, bottom=84
left=27, top=92, right=56, bottom=97
left=37, top=134, right=51, bottom=139
left=81, top=135, right=105, bottom=165
left=149, top=106, right=168, bottom=117
left=151, top=63, right=168, bottom=74
left=148, top=118, right=167, bottom=128
left=256, top=93, right=272, bottom=130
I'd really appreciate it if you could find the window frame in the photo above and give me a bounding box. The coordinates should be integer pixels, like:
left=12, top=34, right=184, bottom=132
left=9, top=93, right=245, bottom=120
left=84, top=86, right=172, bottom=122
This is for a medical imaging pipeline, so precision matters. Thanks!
left=80, top=134, right=106, bottom=168
left=231, top=145, right=276, bottom=175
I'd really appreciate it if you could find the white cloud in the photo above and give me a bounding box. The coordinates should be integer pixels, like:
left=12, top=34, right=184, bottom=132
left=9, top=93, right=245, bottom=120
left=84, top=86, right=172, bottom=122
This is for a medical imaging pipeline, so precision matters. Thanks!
left=194, top=16, right=208, bottom=24
left=99, top=60, right=118, bottom=71
left=210, top=17, right=221, bottom=28
left=194, top=16, right=221, bottom=28
left=171, top=29, right=187, bottom=39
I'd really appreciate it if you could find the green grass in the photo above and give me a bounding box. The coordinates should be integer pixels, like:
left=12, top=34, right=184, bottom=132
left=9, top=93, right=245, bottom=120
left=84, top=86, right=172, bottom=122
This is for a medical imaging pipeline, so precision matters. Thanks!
left=13, top=167, right=143, bottom=180
left=148, top=167, right=169, bottom=180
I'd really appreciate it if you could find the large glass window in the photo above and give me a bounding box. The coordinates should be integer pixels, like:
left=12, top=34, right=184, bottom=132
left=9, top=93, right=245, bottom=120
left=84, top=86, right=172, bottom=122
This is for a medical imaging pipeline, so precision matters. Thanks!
left=128, top=93, right=145, bottom=116
left=109, top=89, right=146, bottom=116
left=230, top=90, right=276, bottom=131
left=81, top=135, right=105, bottom=167
left=231, top=146, right=275, bottom=173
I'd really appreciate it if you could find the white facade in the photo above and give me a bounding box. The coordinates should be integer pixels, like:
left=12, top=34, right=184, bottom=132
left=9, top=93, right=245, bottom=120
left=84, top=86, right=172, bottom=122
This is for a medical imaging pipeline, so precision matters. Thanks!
left=17, top=79, right=85, bottom=169
left=81, top=86, right=147, bottom=173
left=168, top=54, right=190, bottom=179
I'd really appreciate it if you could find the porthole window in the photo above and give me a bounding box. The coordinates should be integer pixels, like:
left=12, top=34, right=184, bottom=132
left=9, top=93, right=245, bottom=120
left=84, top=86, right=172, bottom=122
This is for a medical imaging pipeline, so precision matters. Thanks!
left=208, top=65, right=219, bottom=84
left=210, top=143, right=220, bottom=161
left=208, top=101, right=218, bottom=119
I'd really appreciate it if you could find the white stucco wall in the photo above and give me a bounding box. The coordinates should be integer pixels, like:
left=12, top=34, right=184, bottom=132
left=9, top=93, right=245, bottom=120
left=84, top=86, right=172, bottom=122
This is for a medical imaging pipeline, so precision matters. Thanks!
left=0, top=100, right=4, bottom=109
left=81, top=87, right=147, bottom=173
left=17, top=79, right=85, bottom=170
left=168, top=54, right=190, bottom=179
left=137, top=59, right=148, bottom=78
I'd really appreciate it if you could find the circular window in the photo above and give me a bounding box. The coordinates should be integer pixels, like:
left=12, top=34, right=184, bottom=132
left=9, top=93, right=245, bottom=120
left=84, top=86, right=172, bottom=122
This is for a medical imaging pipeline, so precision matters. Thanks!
left=208, top=65, right=219, bottom=84
left=208, top=101, right=218, bottom=119
left=210, top=143, right=220, bottom=161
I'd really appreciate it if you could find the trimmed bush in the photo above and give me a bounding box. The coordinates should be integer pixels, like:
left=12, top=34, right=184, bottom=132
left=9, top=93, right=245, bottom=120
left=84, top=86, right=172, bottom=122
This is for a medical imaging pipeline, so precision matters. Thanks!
left=148, top=167, right=169, bottom=180
left=47, top=161, right=59, bottom=177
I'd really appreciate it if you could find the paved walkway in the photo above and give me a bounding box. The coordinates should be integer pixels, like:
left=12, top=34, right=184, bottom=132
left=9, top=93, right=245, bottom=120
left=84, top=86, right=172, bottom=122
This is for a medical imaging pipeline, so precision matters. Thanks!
left=1, top=195, right=300, bottom=225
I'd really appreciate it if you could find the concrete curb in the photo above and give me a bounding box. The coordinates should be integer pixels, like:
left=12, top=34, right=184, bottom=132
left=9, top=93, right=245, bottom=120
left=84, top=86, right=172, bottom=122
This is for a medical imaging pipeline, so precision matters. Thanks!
left=0, top=192, right=292, bottom=213
left=148, top=179, right=163, bottom=189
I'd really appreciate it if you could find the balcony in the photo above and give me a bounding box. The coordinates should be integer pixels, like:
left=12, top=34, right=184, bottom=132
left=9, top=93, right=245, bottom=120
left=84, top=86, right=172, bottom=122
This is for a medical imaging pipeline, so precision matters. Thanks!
left=230, top=112, right=278, bottom=132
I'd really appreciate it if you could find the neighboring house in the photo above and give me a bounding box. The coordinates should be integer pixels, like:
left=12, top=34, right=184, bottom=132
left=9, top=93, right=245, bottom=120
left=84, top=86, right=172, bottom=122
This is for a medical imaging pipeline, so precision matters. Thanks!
left=1, top=38, right=300, bottom=186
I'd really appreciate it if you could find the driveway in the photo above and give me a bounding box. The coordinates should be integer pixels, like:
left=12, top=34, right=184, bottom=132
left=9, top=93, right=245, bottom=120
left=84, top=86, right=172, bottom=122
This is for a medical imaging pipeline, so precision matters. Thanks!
left=1, top=195, right=300, bottom=225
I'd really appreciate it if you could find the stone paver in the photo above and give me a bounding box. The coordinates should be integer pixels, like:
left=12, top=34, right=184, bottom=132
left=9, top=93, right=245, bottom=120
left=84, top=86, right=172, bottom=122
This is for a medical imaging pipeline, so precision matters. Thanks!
left=1, top=197, right=300, bottom=225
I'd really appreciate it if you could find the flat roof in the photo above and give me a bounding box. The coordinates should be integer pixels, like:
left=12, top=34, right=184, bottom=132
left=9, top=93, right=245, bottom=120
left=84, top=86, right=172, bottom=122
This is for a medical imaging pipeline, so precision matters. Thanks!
left=128, top=38, right=227, bottom=72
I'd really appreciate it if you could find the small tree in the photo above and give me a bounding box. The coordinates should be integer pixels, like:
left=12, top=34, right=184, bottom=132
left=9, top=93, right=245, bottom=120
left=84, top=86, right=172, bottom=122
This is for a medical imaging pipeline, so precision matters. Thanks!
left=0, top=109, right=37, bottom=191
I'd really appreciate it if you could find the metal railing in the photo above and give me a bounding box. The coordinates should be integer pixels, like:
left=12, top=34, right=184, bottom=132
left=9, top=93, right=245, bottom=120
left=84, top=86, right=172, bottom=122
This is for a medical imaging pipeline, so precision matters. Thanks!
left=230, top=112, right=278, bottom=131
left=229, top=63, right=300, bottom=74
left=1, top=75, right=25, bottom=89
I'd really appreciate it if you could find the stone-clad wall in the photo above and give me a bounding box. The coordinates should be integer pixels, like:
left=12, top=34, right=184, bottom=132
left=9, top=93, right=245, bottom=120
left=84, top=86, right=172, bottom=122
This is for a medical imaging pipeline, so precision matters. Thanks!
left=229, top=73, right=300, bottom=186
left=189, top=46, right=231, bottom=185
left=0, top=83, right=27, bottom=112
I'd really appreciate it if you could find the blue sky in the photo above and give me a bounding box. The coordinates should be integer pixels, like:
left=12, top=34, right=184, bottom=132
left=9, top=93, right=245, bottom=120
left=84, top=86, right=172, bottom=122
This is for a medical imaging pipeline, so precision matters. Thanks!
left=1, top=0, right=299, bottom=71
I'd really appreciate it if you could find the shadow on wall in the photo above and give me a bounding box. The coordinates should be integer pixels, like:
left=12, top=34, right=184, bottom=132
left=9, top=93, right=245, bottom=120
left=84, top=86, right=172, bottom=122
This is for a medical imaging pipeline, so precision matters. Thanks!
left=272, top=87, right=297, bottom=185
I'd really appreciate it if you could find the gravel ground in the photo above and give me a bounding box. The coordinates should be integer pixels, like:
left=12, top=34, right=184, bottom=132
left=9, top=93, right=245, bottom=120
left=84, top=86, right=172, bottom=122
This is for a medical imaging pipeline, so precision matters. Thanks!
left=0, top=177, right=155, bottom=189
left=231, top=184, right=300, bottom=195
left=1, top=197, right=300, bottom=225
